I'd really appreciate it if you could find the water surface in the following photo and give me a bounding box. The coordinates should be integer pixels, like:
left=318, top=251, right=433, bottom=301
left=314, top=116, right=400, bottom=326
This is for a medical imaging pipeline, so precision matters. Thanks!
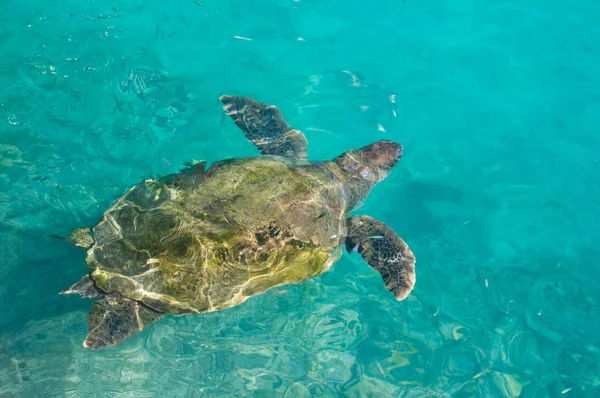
left=1, top=0, right=599, bottom=396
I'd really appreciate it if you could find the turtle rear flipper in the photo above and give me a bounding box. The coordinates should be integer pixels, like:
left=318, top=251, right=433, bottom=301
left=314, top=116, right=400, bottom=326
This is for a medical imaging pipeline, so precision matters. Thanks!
left=84, top=294, right=164, bottom=350
left=51, top=227, right=94, bottom=248
left=219, top=95, right=308, bottom=160
left=60, top=275, right=101, bottom=298
left=346, top=215, right=416, bottom=301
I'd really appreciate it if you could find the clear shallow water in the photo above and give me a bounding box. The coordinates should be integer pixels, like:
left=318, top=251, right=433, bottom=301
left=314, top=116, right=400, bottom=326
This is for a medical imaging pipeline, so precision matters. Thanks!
left=1, top=0, right=599, bottom=396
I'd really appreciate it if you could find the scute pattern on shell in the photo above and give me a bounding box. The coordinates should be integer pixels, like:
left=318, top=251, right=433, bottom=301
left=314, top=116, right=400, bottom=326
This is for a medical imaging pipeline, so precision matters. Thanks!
left=86, top=156, right=349, bottom=315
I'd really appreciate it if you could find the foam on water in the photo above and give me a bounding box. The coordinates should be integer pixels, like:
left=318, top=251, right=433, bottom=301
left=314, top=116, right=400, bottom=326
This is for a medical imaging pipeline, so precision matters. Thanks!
left=1, top=0, right=600, bottom=396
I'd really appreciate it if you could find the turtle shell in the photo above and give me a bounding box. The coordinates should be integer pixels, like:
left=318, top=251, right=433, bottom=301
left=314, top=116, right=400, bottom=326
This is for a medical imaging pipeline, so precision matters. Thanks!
left=86, top=156, right=349, bottom=315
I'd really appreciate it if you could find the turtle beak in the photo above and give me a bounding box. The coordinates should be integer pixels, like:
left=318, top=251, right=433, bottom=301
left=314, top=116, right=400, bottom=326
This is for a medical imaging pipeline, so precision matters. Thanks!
left=219, top=95, right=236, bottom=114
left=220, top=95, right=256, bottom=117
left=396, top=144, right=403, bottom=159
left=392, top=143, right=403, bottom=167
left=382, top=141, right=403, bottom=169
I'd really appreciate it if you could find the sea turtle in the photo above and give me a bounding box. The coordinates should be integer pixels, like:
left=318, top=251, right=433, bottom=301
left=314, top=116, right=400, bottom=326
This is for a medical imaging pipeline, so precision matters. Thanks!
left=61, top=95, right=417, bottom=349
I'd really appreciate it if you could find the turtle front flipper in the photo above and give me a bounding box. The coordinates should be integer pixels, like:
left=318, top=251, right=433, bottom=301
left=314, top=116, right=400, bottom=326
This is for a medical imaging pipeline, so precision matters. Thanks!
left=346, top=216, right=416, bottom=301
left=84, top=294, right=164, bottom=350
left=219, top=95, right=308, bottom=160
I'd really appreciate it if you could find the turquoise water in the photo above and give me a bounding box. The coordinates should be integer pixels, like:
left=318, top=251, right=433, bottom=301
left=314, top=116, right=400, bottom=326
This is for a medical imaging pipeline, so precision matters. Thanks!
left=1, top=0, right=600, bottom=396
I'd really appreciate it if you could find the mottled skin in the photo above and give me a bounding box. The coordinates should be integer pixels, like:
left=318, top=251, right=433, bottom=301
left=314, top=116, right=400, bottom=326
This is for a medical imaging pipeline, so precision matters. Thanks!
left=85, top=294, right=164, bottom=350
left=62, top=95, right=416, bottom=349
left=345, top=216, right=416, bottom=301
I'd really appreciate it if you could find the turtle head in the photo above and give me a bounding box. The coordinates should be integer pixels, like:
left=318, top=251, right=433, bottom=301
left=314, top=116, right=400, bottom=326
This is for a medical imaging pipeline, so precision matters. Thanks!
left=334, top=140, right=403, bottom=205
left=335, top=140, right=402, bottom=183
left=355, top=140, right=402, bottom=173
